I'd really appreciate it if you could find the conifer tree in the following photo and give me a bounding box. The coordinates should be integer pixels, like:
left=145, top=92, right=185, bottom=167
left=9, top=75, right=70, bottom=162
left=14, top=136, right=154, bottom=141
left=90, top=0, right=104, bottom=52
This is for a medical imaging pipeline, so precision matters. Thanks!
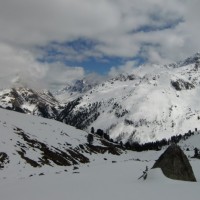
left=87, top=134, right=94, bottom=145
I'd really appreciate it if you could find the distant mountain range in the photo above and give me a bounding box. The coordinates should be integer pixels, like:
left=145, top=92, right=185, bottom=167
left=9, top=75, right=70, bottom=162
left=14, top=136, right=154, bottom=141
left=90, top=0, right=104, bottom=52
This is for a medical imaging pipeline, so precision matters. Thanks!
left=1, top=53, right=200, bottom=144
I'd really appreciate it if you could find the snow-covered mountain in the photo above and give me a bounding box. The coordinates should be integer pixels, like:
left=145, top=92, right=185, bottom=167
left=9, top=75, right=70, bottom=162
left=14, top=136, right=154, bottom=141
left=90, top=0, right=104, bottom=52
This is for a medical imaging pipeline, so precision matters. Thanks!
left=0, top=87, right=61, bottom=119
left=1, top=79, right=200, bottom=200
left=1, top=53, right=200, bottom=145
left=58, top=53, right=200, bottom=144
left=0, top=108, right=123, bottom=180
left=55, top=78, right=99, bottom=103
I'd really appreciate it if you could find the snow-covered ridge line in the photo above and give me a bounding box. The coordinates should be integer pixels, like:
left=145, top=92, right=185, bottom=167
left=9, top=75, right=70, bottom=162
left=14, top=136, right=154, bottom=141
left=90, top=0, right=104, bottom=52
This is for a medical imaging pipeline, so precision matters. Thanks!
left=0, top=87, right=61, bottom=118
left=1, top=53, right=200, bottom=144
left=58, top=53, right=200, bottom=144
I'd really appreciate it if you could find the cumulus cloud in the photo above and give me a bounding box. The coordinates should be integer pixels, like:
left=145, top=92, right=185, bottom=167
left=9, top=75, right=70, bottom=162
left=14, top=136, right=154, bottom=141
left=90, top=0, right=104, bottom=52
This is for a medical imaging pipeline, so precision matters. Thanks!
left=43, top=63, right=85, bottom=91
left=0, top=0, right=120, bottom=46
left=108, top=60, right=139, bottom=77
left=0, top=43, right=47, bottom=88
left=0, top=43, right=84, bottom=90
left=0, top=0, right=200, bottom=89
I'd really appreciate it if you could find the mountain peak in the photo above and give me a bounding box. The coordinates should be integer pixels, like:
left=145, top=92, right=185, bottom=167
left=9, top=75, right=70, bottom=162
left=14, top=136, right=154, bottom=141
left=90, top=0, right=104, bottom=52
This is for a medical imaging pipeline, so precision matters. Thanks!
left=177, top=52, right=200, bottom=67
left=57, top=53, right=200, bottom=144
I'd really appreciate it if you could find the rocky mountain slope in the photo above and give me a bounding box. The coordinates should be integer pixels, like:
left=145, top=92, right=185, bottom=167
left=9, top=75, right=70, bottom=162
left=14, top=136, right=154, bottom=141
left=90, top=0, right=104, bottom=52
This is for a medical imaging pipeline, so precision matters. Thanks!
left=58, top=53, right=200, bottom=144
left=0, top=87, right=61, bottom=119
left=0, top=108, right=123, bottom=179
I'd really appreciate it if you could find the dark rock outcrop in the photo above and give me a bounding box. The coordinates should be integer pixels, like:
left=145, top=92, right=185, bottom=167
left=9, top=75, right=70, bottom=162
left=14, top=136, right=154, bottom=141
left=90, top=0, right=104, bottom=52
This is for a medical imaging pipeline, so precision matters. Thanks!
left=171, top=79, right=195, bottom=91
left=0, top=87, right=60, bottom=119
left=0, top=152, right=9, bottom=169
left=152, top=144, right=196, bottom=182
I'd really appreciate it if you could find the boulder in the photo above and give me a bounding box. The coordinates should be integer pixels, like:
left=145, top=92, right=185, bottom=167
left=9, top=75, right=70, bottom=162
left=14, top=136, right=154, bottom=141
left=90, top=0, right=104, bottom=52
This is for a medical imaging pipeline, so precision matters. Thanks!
left=152, top=144, right=196, bottom=182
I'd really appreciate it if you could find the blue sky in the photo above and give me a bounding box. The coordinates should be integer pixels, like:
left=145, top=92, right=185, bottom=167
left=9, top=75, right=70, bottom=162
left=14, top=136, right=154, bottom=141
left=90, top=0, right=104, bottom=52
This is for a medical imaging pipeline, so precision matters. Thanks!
left=35, top=13, right=185, bottom=76
left=38, top=39, right=133, bottom=75
left=0, top=0, right=200, bottom=89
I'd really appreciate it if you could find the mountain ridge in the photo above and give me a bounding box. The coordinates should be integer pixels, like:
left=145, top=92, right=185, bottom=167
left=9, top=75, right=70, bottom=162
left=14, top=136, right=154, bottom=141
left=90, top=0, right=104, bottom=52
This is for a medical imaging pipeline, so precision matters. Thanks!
left=0, top=87, right=61, bottom=118
left=57, top=53, right=200, bottom=144
left=1, top=53, right=200, bottom=144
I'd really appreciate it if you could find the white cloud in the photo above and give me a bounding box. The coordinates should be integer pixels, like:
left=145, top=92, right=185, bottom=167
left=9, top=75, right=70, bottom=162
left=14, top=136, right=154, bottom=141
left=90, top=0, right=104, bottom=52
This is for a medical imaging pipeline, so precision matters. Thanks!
left=0, top=0, right=200, bottom=88
left=0, top=43, right=84, bottom=90
left=0, top=0, right=120, bottom=46
left=0, top=43, right=47, bottom=88
left=43, top=63, right=85, bottom=90
left=108, top=60, right=139, bottom=77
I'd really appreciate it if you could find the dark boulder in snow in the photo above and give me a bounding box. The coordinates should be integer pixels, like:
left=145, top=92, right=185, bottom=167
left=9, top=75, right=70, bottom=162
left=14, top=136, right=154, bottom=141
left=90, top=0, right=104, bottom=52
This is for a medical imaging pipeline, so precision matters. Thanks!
left=152, top=144, right=196, bottom=182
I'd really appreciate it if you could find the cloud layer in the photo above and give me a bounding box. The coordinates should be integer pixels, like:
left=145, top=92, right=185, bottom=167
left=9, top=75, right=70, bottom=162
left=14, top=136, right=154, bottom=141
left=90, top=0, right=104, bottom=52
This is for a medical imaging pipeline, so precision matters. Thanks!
left=0, top=0, right=200, bottom=89
left=0, top=43, right=84, bottom=90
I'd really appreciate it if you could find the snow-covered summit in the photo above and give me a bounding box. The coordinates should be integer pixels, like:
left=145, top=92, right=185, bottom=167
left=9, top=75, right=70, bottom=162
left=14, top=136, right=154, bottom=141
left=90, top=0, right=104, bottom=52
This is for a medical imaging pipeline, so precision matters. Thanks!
left=58, top=53, right=200, bottom=144
left=178, top=52, right=200, bottom=67
left=55, top=78, right=100, bottom=103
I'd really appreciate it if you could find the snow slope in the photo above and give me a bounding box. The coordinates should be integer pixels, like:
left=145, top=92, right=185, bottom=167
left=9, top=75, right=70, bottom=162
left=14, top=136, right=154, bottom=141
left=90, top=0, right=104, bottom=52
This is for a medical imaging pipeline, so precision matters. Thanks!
left=0, top=146, right=200, bottom=200
left=1, top=108, right=200, bottom=200
left=0, top=108, right=123, bottom=180
left=58, top=53, right=200, bottom=144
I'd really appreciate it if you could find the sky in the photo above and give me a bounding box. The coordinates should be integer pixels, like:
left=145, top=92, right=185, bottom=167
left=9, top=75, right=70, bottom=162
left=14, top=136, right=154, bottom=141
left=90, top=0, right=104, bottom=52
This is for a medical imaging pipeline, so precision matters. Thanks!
left=0, top=0, right=200, bottom=90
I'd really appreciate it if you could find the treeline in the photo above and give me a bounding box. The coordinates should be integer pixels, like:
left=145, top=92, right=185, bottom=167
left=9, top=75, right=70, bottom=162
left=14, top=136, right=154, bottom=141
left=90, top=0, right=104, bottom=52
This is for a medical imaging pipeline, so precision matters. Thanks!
left=91, top=127, right=199, bottom=152
left=91, top=127, right=113, bottom=142
left=58, top=99, right=100, bottom=130
left=126, top=129, right=198, bottom=151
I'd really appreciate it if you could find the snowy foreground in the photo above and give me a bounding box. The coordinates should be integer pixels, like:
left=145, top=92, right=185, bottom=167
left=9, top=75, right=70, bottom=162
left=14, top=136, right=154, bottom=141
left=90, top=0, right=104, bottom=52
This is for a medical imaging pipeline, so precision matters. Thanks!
left=0, top=151, right=200, bottom=200
left=0, top=108, right=200, bottom=200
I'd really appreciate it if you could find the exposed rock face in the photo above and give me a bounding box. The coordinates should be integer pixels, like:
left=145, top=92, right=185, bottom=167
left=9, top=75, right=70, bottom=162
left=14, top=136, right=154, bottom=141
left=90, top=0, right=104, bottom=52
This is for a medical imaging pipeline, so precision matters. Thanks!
left=171, top=79, right=195, bottom=91
left=0, top=88, right=60, bottom=119
left=0, top=152, right=9, bottom=169
left=152, top=144, right=196, bottom=182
